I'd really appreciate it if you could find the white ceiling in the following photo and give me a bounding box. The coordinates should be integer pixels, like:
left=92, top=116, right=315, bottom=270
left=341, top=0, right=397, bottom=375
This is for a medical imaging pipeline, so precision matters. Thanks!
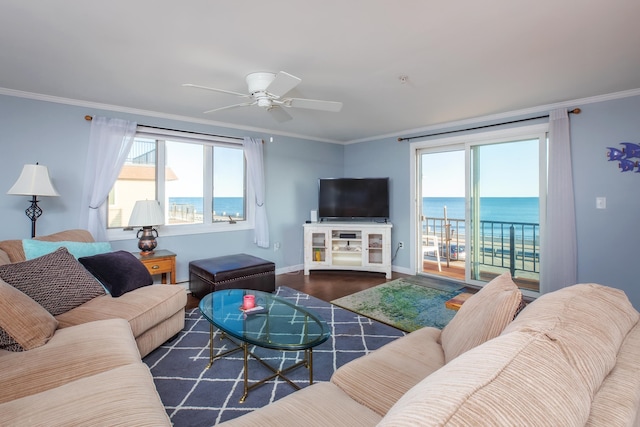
left=1, top=1, right=639, bottom=143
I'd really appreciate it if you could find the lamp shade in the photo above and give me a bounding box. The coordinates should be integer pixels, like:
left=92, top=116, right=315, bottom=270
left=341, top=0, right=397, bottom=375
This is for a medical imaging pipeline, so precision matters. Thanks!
left=128, top=200, right=164, bottom=227
left=7, top=164, right=59, bottom=196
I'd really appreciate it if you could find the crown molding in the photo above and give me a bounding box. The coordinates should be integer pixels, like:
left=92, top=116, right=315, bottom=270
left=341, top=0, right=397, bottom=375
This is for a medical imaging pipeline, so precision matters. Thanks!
left=348, top=87, right=640, bottom=144
left=2, top=86, right=639, bottom=146
left=0, top=87, right=343, bottom=145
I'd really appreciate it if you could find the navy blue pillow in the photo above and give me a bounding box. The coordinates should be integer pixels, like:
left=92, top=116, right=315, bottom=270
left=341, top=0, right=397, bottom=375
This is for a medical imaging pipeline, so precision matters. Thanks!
left=79, top=251, right=153, bottom=297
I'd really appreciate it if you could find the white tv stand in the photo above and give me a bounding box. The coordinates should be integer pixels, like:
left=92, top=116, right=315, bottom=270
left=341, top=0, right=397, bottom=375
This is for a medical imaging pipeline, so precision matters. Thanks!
left=303, top=222, right=392, bottom=278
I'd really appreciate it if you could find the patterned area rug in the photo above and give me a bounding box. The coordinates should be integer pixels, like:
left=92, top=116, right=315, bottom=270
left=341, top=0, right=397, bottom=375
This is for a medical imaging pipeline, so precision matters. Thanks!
left=143, top=286, right=405, bottom=426
left=331, top=276, right=465, bottom=332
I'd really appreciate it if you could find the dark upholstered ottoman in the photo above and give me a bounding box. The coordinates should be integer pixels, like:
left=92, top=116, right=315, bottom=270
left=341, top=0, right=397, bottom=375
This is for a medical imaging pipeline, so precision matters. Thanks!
left=188, top=253, right=275, bottom=299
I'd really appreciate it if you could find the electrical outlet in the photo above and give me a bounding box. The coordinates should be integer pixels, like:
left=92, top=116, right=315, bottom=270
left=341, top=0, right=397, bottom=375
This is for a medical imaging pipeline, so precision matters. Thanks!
left=274, top=242, right=280, bottom=251
left=398, top=242, right=404, bottom=249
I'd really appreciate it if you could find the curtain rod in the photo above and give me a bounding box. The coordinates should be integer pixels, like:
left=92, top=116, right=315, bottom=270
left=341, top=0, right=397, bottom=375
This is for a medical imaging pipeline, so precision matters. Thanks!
left=84, top=115, right=246, bottom=141
left=397, top=108, right=581, bottom=142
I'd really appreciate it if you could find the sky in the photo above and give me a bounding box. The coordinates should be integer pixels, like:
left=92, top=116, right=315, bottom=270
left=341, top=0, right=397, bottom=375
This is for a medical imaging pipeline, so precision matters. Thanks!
left=421, top=139, right=540, bottom=198
left=162, top=137, right=539, bottom=199
left=166, top=142, right=244, bottom=197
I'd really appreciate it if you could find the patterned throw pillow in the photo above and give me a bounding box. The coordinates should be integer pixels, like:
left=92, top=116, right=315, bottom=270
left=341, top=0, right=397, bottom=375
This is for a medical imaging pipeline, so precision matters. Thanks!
left=0, top=278, right=58, bottom=351
left=0, top=247, right=106, bottom=316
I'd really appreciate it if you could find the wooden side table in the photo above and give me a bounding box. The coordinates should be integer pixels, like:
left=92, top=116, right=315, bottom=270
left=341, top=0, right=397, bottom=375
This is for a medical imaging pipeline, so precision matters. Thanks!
left=445, top=292, right=473, bottom=311
left=134, top=249, right=177, bottom=284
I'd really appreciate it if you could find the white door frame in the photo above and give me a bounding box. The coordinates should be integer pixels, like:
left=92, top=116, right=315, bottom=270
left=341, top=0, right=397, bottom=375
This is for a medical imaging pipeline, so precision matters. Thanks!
left=409, top=123, right=548, bottom=290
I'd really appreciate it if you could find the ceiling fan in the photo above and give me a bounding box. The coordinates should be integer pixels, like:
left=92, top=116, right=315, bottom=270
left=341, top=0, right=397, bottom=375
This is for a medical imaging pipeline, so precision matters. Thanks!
left=183, top=71, right=343, bottom=122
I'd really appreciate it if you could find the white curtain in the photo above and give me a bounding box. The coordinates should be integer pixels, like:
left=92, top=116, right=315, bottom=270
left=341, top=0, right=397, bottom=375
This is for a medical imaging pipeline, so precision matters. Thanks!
left=79, top=116, right=137, bottom=241
left=540, top=108, right=577, bottom=293
left=243, top=137, right=269, bottom=248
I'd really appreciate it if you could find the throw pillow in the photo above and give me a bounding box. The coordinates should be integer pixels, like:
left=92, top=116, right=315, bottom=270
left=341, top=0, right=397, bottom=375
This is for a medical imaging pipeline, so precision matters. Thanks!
left=0, top=247, right=106, bottom=316
left=22, top=239, right=112, bottom=260
left=0, top=278, right=58, bottom=351
left=79, top=250, right=153, bottom=297
left=440, top=272, right=522, bottom=363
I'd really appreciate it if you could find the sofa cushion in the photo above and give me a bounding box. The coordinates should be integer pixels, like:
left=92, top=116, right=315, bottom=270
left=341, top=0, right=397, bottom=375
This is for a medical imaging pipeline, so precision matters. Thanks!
left=586, top=322, right=640, bottom=426
left=440, top=272, right=521, bottom=362
left=217, top=382, right=382, bottom=427
left=0, top=278, right=58, bottom=352
left=379, top=330, right=593, bottom=426
left=55, top=284, right=186, bottom=340
left=79, top=250, right=153, bottom=297
left=503, top=283, right=639, bottom=397
left=0, top=363, right=171, bottom=426
left=0, top=247, right=106, bottom=316
left=22, top=239, right=112, bottom=260
left=0, top=318, right=141, bottom=404
left=331, top=326, right=444, bottom=416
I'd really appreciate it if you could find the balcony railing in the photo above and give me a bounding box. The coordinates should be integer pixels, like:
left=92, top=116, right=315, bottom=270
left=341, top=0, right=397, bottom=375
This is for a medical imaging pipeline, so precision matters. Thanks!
left=423, top=216, right=540, bottom=277
left=127, top=140, right=156, bottom=165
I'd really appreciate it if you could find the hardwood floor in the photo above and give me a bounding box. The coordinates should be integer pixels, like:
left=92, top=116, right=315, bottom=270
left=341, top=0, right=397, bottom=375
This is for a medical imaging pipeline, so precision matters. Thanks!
left=276, top=270, right=410, bottom=302
left=186, top=270, right=409, bottom=309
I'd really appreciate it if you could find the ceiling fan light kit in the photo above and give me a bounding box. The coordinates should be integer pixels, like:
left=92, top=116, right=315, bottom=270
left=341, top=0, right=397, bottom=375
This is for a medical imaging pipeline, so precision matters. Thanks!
left=184, top=70, right=342, bottom=122
left=245, top=72, right=276, bottom=94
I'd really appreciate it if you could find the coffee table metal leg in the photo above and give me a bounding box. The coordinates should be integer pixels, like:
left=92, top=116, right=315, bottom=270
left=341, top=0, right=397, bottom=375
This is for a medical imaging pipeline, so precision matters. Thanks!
left=206, top=327, right=243, bottom=370
left=240, top=342, right=249, bottom=403
left=308, top=348, right=314, bottom=384
left=207, top=324, right=214, bottom=368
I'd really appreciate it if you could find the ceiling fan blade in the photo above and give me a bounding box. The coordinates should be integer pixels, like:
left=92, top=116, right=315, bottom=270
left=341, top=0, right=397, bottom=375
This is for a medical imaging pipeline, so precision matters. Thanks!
left=267, top=106, right=293, bottom=122
left=266, top=71, right=301, bottom=97
left=203, top=101, right=256, bottom=114
left=287, top=97, right=343, bottom=112
left=183, top=83, right=250, bottom=98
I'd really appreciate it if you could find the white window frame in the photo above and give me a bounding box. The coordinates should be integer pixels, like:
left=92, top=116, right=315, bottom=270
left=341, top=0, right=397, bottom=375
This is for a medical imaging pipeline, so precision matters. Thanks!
left=107, top=127, right=254, bottom=241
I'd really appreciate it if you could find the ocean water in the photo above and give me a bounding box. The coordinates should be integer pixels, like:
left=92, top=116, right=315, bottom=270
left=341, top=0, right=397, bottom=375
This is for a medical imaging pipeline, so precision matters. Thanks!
left=168, top=196, right=537, bottom=224
left=423, top=197, right=539, bottom=224
left=423, top=197, right=540, bottom=241
left=169, top=197, right=244, bottom=217
left=168, top=196, right=538, bottom=237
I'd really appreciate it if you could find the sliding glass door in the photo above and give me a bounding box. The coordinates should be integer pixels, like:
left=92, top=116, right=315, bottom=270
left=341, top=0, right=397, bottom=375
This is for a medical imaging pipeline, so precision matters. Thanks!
left=469, top=139, right=542, bottom=291
left=414, top=125, right=546, bottom=292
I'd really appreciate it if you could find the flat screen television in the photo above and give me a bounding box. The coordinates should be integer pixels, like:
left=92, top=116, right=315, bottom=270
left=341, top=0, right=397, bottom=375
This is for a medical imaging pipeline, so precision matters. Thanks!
left=318, top=177, right=389, bottom=220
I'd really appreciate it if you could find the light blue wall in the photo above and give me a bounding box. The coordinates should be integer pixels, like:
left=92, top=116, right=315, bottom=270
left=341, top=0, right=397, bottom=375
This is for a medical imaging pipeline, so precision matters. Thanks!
left=3, top=92, right=640, bottom=308
left=344, top=94, right=640, bottom=308
left=344, top=137, right=412, bottom=269
left=571, top=95, right=640, bottom=308
left=0, top=94, right=344, bottom=280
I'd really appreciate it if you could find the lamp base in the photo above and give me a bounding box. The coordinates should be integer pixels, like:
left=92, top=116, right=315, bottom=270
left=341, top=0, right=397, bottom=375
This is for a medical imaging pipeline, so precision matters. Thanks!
left=26, top=195, right=43, bottom=238
left=136, top=226, right=158, bottom=256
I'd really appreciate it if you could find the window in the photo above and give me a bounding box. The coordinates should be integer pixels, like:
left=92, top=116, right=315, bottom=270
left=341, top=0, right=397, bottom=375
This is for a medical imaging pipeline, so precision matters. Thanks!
left=107, top=128, right=250, bottom=238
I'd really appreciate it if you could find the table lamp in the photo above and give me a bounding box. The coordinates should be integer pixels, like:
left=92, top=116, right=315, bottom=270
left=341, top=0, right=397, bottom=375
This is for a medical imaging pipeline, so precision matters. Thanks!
left=128, top=199, right=164, bottom=255
left=7, top=163, right=59, bottom=238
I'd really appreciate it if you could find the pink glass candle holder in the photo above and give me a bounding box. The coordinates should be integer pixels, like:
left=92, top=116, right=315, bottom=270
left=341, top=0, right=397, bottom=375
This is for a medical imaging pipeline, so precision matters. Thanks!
left=243, top=294, right=256, bottom=310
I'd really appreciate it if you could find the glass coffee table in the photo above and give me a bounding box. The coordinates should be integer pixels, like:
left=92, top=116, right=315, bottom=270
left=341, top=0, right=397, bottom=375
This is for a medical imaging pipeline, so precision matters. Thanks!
left=199, top=289, right=331, bottom=402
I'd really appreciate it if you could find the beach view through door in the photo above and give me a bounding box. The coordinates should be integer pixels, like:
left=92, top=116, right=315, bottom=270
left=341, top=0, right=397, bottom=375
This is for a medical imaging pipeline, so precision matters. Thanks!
left=419, top=149, right=466, bottom=281
left=418, top=137, right=542, bottom=292
left=470, top=139, right=541, bottom=291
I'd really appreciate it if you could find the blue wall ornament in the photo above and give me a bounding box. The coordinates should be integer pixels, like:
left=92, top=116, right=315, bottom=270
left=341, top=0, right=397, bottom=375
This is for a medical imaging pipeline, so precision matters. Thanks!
left=607, top=142, right=640, bottom=173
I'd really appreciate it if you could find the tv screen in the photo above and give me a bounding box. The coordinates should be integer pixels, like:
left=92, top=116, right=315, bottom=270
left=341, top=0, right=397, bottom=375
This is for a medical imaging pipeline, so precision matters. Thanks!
left=318, top=178, right=389, bottom=220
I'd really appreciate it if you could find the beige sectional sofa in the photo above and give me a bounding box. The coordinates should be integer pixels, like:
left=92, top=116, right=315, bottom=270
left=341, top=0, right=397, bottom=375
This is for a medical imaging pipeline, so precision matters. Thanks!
left=221, top=274, right=640, bottom=426
left=0, top=230, right=187, bottom=426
